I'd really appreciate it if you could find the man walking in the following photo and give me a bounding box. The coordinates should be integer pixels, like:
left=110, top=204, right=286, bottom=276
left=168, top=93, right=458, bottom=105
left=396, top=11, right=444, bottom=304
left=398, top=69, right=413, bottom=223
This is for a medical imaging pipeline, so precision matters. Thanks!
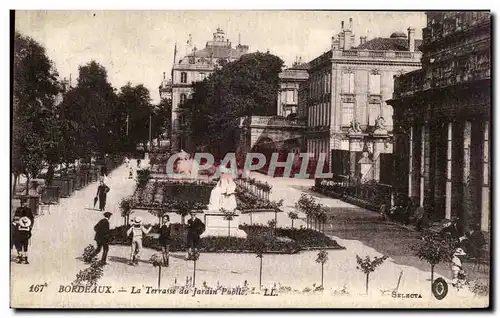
left=95, top=180, right=110, bottom=211
left=92, top=212, right=112, bottom=265
left=186, top=211, right=205, bottom=260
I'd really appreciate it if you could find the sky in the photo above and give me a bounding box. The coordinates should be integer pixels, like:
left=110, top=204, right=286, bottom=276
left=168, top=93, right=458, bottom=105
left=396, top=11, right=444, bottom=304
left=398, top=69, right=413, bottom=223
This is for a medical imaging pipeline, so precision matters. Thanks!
left=15, top=11, right=426, bottom=103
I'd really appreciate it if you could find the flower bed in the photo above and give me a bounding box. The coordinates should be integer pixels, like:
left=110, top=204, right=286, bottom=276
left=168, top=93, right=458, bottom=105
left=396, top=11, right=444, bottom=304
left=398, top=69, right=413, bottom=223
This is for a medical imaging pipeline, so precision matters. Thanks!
left=239, top=225, right=344, bottom=249
left=108, top=223, right=344, bottom=254
left=312, top=179, right=392, bottom=212
left=130, top=179, right=282, bottom=212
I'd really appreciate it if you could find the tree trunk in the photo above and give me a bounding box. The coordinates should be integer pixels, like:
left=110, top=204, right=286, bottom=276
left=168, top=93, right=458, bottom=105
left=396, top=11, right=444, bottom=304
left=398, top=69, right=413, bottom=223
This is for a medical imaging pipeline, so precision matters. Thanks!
left=274, top=211, right=278, bottom=228
left=321, top=264, right=324, bottom=287
left=291, top=219, right=294, bottom=229
left=46, top=164, right=55, bottom=186
left=431, top=264, right=434, bottom=287
left=12, top=173, right=18, bottom=197
left=250, top=212, right=253, bottom=225
left=25, top=175, right=30, bottom=196
left=259, top=257, right=263, bottom=290
left=366, top=273, right=369, bottom=295
left=228, top=220, right=231, bottom=237
left=158, top=266, right=162, bottom=289
left=193, top=260, right=197, bottom=287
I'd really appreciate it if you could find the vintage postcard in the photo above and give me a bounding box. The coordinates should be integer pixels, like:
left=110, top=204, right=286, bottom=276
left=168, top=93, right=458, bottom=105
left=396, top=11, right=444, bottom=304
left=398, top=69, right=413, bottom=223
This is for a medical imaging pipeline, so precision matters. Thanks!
left=11, top=10, right=491, bottom=308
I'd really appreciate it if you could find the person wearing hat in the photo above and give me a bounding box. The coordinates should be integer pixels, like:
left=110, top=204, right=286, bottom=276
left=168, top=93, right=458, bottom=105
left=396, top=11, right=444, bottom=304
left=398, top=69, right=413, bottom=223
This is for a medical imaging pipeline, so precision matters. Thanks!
left=127, top=216, right=152, bottom=266
left=14, top=216, right=32, bottom=264
left=14, top=198, right=34, bottom=227
left=158, top=215, right=172, bottom=266
left=186, top=211, right=205, bottom=260
left=95, top=180, right=110, bottom=211
left=92, top=212, right=112, bottom=264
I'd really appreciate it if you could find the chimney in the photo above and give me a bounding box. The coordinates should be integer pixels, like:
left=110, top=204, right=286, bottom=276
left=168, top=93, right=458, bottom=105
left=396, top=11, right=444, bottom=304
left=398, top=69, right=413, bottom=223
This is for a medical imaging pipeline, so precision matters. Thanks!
left=163, top=72, right=166, bottom=80
left=341, top=20, right=344, bottom=31
left=407, top=26, right=415, bottom=52
left=349, top=17, right=353, bottom=31
left=360, top=36, right=367, bottom=45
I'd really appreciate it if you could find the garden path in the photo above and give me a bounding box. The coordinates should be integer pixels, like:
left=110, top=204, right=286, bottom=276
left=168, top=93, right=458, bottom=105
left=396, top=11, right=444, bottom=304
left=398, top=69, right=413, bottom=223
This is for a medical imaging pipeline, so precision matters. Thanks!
left=11, top=166, right=488, bottom=308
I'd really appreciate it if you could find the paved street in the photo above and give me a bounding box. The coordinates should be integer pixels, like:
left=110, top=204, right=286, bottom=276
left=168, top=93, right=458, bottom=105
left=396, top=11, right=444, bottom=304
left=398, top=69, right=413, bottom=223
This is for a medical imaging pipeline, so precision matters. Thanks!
left=11, top=165, right=488, bottom=308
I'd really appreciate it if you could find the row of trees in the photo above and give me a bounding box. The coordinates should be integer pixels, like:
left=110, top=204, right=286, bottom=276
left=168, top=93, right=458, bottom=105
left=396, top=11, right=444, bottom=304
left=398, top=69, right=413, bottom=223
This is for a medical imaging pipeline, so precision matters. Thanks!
left=13, top=32, right=170, bottom=190
left=177, top=52, right=284, bottom=158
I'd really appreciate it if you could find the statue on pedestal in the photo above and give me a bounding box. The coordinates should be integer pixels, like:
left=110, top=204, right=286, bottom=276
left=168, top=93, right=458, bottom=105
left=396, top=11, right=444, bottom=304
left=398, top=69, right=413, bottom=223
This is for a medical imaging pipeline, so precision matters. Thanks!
left=374, top=116, right=388, bottom=135
left=348, top=119, right=362, bottom=134
left=208, top=174, right=237, bottom=212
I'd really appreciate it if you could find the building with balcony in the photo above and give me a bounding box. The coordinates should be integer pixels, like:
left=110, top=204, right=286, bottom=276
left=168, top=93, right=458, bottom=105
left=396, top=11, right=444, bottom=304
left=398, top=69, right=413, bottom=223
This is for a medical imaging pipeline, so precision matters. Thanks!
left=304, top=17, right=423, bottom=183
left=161, top=28, right=249, bottom=151
left=387, top=12, right=491, bottom=232
left=277, top=62, right=309, bottom=119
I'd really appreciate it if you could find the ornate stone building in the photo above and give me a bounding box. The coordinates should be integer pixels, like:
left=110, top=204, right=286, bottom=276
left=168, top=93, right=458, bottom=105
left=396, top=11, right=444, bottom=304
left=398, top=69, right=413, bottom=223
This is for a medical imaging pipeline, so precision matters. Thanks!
left=161, top=28, right=249, bottom=151
left=304, top=17, right=423, bottom=182
left=387, top=12, right=491, bottom=232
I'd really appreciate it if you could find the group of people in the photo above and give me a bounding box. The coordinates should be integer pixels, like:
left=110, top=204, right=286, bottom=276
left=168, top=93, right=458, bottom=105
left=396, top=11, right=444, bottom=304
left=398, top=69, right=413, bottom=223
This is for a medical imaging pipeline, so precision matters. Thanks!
left=91, top=211, right=206, bottom=266
left=439, top=218, right=487, bottom=259
left=11, top=199, right=35, bottom=264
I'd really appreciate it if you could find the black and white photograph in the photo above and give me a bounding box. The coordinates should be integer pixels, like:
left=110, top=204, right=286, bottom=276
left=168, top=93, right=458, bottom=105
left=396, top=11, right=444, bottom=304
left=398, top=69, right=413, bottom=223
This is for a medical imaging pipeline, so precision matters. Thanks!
left=10, top=9, right=491, bottom=308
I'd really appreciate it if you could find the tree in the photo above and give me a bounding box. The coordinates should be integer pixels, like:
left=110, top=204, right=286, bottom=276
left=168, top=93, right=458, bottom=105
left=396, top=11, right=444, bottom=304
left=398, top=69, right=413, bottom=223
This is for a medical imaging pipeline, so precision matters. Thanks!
left=150, top=253, right=165, bottom=289
left=413, top=231, right=455, bottom=288
left=117, top=83, right=154, bottom=152
left=288, top=211, right=299, bottom=229
left=253, top=239, right=266, bottom=290
left=13, top=32, right=61, bottom=193
left=221, top=208, right=237, bottom=237
left=190, top=250, right=200, bottom=287
left=295, top=194, right=317, bottom=230
left=59, top=61, right=119, bottom=157
left=316, top=250, right=328, bottom=287
left=177, top=52, right=284, bottom=157
left=356, top=255, right=389, bottom=295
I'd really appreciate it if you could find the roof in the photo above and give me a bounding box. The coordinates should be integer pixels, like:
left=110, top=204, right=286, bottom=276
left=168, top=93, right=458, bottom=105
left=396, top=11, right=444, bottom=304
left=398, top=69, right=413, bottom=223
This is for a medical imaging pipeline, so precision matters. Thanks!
left=390, top=31, right=407, bottom=39
left=289, top=62, right=310, bottom=70
left=354, top=37, right=423, bottom=52
left=193, top=46, right=245, bottom=59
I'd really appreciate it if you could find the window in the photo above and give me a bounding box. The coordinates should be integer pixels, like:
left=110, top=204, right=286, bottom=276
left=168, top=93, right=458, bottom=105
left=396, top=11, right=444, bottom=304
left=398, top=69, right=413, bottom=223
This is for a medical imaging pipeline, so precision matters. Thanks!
left=368, top=103, right=380, bottom=126
left=341, top=102, right=354, bottom=127
left=369, top=73, right=381, bottom=95
left=286, top=90, right=296, bottom=104
left=342, top=72, right=355, bottom=93
left=180, top=94, right=187, bottom=105
left=180, top=72, right=187, bottom=83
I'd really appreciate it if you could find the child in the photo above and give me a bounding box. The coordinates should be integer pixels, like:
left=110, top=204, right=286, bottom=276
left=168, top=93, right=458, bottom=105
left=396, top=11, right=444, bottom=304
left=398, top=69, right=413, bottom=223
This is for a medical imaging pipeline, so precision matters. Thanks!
left=15, top=216, right=32, bottom=264
left=451, top=247, right=467, bottom=287
left=159, top=215, right=172, bottom=266
left=127, top=216, right=152, bottom=265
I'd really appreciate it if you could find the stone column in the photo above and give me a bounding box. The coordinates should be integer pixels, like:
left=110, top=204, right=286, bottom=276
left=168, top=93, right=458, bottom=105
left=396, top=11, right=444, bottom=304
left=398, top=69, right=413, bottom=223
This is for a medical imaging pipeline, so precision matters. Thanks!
left=372, top=138, right=387, bottom=182
left=462, top=121, right=472, bottom=232
left=481, top=121, right=490, bottom=232
left=445, top=122, right=452, bottom=219
left=419, top=124, right=428, bottom=207
left=408, top=126, right=413, bottom=197
left=348, top=134, right=362, bottom=178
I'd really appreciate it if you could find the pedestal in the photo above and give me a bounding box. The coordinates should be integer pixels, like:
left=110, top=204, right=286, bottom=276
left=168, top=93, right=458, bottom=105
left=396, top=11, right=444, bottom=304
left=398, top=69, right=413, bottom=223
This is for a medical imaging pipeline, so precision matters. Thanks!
left=201, top=210, right=247, bottom=238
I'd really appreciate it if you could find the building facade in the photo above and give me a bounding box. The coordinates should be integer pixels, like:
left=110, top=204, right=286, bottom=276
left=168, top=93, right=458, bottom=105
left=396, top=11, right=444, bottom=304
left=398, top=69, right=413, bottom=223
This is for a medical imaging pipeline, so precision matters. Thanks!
left=277, top=63, right=309, bottom=119
left=161, top=28, right=249, bottom=151
left=303, top=18, right=423, bottom=182
left=387, top=12, right=491, bottom=232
